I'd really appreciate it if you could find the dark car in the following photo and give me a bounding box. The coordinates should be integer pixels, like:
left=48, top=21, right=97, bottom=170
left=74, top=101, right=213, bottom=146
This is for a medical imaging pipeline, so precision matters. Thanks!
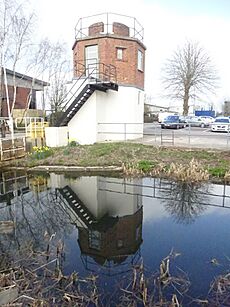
left=161, top=115, right=186, bottom=129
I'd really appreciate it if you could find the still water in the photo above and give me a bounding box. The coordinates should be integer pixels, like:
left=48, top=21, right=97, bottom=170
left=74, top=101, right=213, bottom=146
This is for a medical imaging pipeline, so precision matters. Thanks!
left=1, top=171, right=230, bottom=303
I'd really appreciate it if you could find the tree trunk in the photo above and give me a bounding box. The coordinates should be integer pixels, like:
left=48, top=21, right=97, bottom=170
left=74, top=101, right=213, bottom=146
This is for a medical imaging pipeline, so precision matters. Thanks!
left=183, top=90, right=189, bottom=116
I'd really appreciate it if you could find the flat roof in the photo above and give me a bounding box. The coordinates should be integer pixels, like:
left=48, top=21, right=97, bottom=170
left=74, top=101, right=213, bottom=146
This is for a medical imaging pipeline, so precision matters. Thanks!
left=4, top=68, right=49, bottom=87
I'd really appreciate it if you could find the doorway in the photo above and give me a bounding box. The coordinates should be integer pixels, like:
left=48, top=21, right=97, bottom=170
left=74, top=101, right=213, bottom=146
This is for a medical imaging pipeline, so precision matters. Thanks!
left=85, top=45, right=99, bottom=78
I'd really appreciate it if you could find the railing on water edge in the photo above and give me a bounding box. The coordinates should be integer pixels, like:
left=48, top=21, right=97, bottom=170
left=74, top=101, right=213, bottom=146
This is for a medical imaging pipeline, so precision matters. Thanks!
left=0, top=137, right=26, bottom=161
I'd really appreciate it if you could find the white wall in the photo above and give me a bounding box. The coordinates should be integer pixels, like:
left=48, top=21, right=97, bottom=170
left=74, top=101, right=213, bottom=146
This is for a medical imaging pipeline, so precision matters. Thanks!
left=48, top=173, right=66, bottom=188
left=68, top=93, right=97, bottom=144
left=67, top=85, right=144, bottom=144
left=45, top=127, right=68, bottom=147
left=97, top=177, right=142, bottom=217
left=96, top=86, right=144, bottom=142
left=69, top=176, right=99, bottom=217
left=49, top=175, right=142, bottom=221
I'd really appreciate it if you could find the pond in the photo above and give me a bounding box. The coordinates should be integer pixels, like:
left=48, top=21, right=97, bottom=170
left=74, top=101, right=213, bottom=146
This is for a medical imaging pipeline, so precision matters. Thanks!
left=1, top=170, right=230, bottom=305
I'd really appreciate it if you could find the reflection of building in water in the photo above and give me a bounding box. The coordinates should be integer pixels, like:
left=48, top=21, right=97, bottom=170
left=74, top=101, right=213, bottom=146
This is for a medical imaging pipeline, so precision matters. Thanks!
left=49, top=175, right=143, bottom=274
left=78, top=207, right=142, bottom=268
left=0, top=170, right=29, bottom=205
left=0, top=171, right=48, bottom=206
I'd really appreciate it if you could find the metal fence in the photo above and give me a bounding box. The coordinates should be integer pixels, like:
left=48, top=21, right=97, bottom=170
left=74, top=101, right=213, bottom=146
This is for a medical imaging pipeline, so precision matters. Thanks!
left=97, top=122, right=230, bottom=149
left=98, top=177, right=230, bottom=210
left=144, top=123, right=230, bottom=149
left=74, top=13, right=144, bottom=42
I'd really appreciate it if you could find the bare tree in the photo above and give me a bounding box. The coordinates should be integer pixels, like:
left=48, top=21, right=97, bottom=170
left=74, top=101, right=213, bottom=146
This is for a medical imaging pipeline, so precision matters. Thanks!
left=0, top=0, right=35, bottom=117
left=45, top=43, right=70, bottom=114
left=0, top=0, right=13, bottom=115
left=9, top=12, right=34, bottom=114
left=0, top=1, right=70, bottom=124
left=162, top=41, right=218, bottom=115
left=27, top=39, right=70, bottom=122
left=160, top=181, right=209, bottom=224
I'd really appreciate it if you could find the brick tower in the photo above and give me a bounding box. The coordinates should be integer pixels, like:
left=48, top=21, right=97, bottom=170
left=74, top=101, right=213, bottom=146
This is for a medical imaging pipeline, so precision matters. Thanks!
left=55, top=13, right=146, bottom=145
left=73, top=14, right=146, bottom=91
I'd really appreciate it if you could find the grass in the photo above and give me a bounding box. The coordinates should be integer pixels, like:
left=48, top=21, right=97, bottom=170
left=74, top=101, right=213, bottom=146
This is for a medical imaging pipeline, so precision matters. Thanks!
left=2, top=142, right=230, bottom=181
left=208, top=166, right=228, bottom=178
left=137, top=160, right=157, bottom=172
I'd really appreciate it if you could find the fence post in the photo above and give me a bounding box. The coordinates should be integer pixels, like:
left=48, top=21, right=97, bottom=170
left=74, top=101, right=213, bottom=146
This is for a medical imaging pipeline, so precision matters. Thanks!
left=188, top=124, right=191, bottom=146
left=227, top=127, right=229, bottom=148
left=23, top=137, right=26, bottom=152
left=0, top=140, right=2, bottom=161
left=124, top=123, right=127, bottom=141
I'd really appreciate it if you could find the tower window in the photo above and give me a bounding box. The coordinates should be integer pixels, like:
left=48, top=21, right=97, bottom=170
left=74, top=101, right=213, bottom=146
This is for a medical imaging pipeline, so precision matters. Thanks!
left=116, top=48, right=123, bottom=60
left=89, top=230, right=101, bottom=250
left=137, top=49, right=144, bottom=71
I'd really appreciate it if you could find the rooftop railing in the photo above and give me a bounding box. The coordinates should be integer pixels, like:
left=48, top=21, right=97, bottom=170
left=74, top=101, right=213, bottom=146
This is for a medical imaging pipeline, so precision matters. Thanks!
left=74, top=12, right=144, bottom=42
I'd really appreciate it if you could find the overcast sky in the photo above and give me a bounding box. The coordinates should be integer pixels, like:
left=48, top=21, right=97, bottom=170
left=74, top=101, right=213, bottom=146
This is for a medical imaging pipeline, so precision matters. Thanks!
left=30, top=0, right=230, bottom=111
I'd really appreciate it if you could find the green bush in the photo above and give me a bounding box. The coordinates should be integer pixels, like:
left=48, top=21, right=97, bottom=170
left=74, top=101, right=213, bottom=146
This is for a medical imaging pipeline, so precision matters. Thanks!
left=69, top=140, right=78, bottom=147
left=137, top=160, right=156, bottom=172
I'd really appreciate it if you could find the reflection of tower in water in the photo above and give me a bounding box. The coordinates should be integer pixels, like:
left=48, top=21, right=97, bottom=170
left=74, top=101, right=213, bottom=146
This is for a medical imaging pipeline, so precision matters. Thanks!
left=78, top=206, right=143, bottom=272
left=55, top=176, right=143, bottom=275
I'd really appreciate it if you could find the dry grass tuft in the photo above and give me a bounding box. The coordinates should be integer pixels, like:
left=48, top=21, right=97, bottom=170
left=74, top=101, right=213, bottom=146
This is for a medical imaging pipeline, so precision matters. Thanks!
left=208, top=272, right=230, bottom=306
left=167, top=159, right=209, bottom=182
left=123, top=158, right=209, bottom=183
left=224, top=170, right=230, bottom=182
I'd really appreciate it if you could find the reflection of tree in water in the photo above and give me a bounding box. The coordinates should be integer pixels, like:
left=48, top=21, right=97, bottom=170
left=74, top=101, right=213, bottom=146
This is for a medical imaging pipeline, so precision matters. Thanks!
left=160, top=181, right=209, bottom=224
left=0, top=188, right=73, bottom=266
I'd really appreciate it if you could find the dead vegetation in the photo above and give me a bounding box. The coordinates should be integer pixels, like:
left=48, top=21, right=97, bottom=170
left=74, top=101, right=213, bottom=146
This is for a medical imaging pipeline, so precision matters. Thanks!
left=124, top=158, right=209, bottom=183
left=1, top=142, right=230, bottom=182
left=0, top=234, right=101, bottom=306
left=166, top=159, right=209, bottom=182
left=208, top=272, right=230, bottom=306
left=0, top=240, right=190, bottom=306
left=1, top=236, right=230, bottom=307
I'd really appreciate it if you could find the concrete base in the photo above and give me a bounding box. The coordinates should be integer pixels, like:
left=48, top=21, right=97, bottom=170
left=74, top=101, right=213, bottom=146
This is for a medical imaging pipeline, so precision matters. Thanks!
left=45, top=127, right=68, bottom=147
left=68, top=85, right=144, bottom=145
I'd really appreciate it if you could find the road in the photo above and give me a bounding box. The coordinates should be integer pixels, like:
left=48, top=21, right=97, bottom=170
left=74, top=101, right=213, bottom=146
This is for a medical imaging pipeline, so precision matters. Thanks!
left=143, top=123, right=230, bottom=149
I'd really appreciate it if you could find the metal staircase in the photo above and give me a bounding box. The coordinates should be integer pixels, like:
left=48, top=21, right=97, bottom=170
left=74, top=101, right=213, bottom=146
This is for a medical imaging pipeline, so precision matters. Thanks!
left=58, top=62, right=118, bottom=127
left=58, top=185, right=96, bottom=228
left=58, top=185, right=118, bottom=230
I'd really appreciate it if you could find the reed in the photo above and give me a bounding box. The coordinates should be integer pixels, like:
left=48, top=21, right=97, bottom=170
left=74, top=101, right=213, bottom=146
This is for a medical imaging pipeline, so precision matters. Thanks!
left=167, top=158, right=209, bottom=182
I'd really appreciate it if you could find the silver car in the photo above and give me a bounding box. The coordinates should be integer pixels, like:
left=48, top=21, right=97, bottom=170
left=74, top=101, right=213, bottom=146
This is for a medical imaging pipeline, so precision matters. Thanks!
left=185, top=116, right=209, bottom=128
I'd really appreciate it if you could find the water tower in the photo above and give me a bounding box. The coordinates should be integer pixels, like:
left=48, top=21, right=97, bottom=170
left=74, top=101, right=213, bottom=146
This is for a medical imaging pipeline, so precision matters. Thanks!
left=57, top=13, right=146, bottom=145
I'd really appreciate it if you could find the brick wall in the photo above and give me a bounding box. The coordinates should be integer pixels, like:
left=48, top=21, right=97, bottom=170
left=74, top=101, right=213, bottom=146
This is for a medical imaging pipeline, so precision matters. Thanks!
left=1, top=86, right=32, bottom=117
left=88, top=22, right=104, bottom=36
left=78, top=208, right=143, bottom=262
left=73, top=36, right=146, bottom=90
left=113, top=22, right=129, bottom=37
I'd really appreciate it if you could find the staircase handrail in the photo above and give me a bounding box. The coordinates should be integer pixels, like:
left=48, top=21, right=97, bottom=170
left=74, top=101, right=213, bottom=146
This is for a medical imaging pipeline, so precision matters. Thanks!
left=61, top=65, right=98, bottom=112
left=86, top=62, right=117, bottom=83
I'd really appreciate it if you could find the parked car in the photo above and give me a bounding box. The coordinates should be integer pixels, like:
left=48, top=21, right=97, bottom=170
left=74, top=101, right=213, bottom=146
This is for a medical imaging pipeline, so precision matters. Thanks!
left=158, top=112, right=178, bottom=123
left=211, top=117, right=230, bottom=132
left=199, top=116, right=215, bottom=125
left=184, top=116, right=209, bottom=128
left=161, top=115, right=186, bottom=129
